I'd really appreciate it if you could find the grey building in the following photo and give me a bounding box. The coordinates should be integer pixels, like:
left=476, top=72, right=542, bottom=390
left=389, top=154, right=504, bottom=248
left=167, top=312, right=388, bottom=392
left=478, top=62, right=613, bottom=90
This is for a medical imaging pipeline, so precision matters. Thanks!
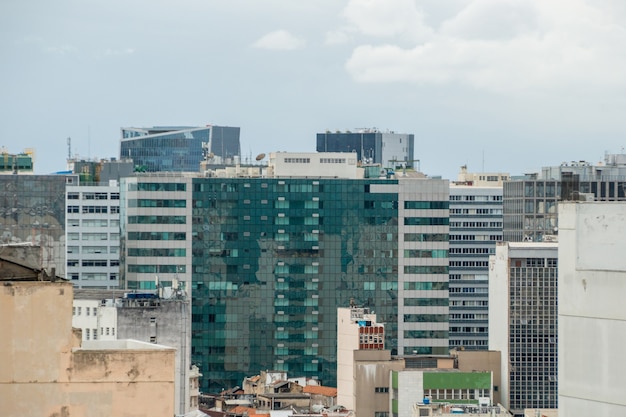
left=503, top=153, right=626, bottom=243
left=0, top=174, right=78, bottom=278
left=316, top=128, right=415, bottom=169
left=449, top=183, right=503, bottom=351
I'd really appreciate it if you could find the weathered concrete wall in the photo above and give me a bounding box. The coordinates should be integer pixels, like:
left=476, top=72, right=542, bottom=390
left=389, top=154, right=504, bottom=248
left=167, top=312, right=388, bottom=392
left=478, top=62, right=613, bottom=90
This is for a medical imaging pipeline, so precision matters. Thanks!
left=0, top=280, right=176, bottom=417
left=558, top=202, right=626, bottom=417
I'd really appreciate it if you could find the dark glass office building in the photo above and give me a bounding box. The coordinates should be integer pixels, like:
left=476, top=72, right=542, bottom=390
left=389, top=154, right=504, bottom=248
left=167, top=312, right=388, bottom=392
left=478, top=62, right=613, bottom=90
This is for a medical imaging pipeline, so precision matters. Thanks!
left=120, top=125, right=240, bottom=172
left=190, top=178, right=400, bottom=392
left=316, top=129, right=415, bottom=169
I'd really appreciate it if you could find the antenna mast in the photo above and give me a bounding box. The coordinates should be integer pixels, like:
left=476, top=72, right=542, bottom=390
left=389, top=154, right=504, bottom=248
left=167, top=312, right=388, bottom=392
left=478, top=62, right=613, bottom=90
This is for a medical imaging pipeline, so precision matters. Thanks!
left=67, top=137, right=72, bottom=160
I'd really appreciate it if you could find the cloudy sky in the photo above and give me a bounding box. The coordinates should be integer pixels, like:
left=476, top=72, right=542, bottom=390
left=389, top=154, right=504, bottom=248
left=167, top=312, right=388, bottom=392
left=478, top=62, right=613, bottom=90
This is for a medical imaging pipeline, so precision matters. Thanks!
left=2, top=0, right=626, bottom=179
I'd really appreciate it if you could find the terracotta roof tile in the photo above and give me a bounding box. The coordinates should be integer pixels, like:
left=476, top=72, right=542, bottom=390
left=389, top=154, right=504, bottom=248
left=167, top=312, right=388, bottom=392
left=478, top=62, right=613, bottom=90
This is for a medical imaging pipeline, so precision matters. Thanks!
left=303, top=385, right=338, bottom=397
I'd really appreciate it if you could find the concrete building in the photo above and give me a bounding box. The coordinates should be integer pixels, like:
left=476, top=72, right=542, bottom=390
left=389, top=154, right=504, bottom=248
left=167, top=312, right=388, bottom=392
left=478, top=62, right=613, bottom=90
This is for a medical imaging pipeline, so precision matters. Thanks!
left=65, top=181, right=121, bottom=288
left=119, top=155, right=449, bottom=392
left=0, top=173, right=77, bottom=277
left=337, top=307, right=386, bottom=411
left=393, top=369, right=494, bottom=417
left=337, top=307, right=502, bottom=417
left=455, top=165, right=510, bottom=187
left=267, top=152, right=359, bottom=178
left=316, top=128, right=415, bottom=169
left=558, top=202, right=626, bottom=416
left=489, top=242, right=558, bottom=416
left=73, top=288, right=200, bottom=416
left=120, top=174, right=194, bottom=291
left=120, top=125, right=241, bottom=172
left=449, top=167, right=505, bottom=350
left=0, top=273, right=176, bottom=416
left=503, top=152, right=626, bottom=243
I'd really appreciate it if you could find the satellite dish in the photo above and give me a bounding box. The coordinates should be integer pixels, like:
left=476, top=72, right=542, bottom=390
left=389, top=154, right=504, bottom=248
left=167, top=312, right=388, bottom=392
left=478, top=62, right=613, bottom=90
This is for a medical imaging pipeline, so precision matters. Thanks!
left=256, top=153, right=266, bottom=161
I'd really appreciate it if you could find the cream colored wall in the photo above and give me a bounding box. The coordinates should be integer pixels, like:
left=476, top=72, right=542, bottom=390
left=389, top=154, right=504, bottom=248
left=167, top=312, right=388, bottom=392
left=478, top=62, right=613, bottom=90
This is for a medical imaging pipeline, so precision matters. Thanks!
left=354, top=358, right=404, bottom=417
left=1, top=281, right=176, bottom=417
left=456, top=350, right=502, bottom=406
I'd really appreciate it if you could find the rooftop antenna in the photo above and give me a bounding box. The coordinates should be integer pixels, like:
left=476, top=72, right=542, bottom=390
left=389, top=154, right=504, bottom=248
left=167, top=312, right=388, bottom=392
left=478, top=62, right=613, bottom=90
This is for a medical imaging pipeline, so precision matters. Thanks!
left=88, top=126, right=91, bottom=160
left=67, top=137, right=72, bottom=160
left=482, top=149, right=485, bottom=172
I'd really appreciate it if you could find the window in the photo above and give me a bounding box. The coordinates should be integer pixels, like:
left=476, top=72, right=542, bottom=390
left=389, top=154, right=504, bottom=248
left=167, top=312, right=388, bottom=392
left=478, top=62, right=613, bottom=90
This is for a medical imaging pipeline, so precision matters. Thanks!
left=375, top=387, right=389, bottom=393
left=86, top=307, right=90, bottom=316
left=85, top=328, right=90, bottom=340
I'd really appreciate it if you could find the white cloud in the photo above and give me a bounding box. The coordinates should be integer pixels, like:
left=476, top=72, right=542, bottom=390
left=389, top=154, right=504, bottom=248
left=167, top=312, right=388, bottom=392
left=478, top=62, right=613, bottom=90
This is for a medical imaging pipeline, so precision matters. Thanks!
left=252, top=30, right=305, bottom=50
left=341, top=0, right=626, bottom=93
left=342, top=0, right=433, bottom=42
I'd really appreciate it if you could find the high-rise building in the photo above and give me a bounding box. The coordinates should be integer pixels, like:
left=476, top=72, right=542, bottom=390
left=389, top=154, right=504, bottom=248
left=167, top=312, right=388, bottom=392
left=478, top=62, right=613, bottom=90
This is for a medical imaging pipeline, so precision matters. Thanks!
left=489, top=242, right=558, bottom=416
left=503, top=153, right=626, bottom=243
left=65, top=182, right=121, bottom=288
left=120, top=125, right=241, bottom=172
left=558, top=201, right=626, bottom=416
left=119, top=155, right=449, bottom=392
left=316, top=128, right=415, bottom=169
left=120, top=175, right=193, bottom=290
left=448, top=167, right=507, bottom=351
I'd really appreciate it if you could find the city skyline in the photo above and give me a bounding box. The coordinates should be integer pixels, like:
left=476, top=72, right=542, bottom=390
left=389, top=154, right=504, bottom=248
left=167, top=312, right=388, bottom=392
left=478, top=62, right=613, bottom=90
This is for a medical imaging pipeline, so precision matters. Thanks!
left=3, top=1, right=626, bottom=180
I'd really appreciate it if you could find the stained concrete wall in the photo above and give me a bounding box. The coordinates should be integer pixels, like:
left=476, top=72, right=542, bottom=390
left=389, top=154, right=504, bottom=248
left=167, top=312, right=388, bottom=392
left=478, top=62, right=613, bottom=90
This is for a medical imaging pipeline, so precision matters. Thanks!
left=0, top=280, right=176, bottom=417
left=558, top=202, right=626, bottom=417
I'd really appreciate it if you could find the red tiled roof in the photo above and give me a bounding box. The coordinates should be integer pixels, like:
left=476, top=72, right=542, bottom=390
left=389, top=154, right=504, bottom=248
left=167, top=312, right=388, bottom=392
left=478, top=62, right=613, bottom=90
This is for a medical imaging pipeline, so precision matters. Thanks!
left=229, top=406, right=256, bottom=415
left=303, top=385, right=338, bottom=397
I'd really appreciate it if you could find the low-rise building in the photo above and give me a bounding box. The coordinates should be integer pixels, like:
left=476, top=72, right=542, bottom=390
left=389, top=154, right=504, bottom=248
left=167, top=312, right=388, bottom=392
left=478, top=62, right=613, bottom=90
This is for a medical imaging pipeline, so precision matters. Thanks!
left=0, top=269, right=176, bottom=416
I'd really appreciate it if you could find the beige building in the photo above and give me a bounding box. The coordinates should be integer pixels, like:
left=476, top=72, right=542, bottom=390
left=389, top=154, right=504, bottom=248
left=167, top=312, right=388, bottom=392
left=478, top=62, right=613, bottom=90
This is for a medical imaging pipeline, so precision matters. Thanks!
left=455, top=165, right=510, bottom=187
left=1, top=270, right=176, bottom=417
left=338, top=306, right=502, bottom=417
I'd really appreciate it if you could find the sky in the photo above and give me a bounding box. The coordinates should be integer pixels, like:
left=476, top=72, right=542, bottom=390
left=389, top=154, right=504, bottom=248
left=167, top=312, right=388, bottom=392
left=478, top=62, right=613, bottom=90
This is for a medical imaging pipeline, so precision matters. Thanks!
left=2, top=0, right=626, bottom=179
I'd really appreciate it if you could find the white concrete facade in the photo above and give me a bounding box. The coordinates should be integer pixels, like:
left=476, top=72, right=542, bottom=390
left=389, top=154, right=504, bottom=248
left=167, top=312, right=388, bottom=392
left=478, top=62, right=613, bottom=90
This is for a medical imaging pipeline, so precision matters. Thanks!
left=72, top=298, right=117, bottom=341
left=449, top=184, right=503, bottom=350
left=558, top=202, right=626, bottom=416
left=65, top=182, right=121, bottom=288
left=121, top=175, right=193, bottom=290
left=268, top=152, right=359, bottom=178
left=397, top=178, right=450, bottom=356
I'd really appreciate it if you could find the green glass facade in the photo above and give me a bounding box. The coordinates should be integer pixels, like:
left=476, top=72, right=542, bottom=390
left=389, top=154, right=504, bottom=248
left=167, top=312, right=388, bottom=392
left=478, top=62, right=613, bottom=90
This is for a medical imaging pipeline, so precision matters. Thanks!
left=190, top=178, right=400, bottom=392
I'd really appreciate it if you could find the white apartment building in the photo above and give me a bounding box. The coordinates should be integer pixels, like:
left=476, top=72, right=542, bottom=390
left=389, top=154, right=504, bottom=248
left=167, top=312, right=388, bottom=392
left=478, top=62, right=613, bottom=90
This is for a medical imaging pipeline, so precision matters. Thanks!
left=65, top=182, right=121, bottom=288
left=449, top=178, right=504, bottom=351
